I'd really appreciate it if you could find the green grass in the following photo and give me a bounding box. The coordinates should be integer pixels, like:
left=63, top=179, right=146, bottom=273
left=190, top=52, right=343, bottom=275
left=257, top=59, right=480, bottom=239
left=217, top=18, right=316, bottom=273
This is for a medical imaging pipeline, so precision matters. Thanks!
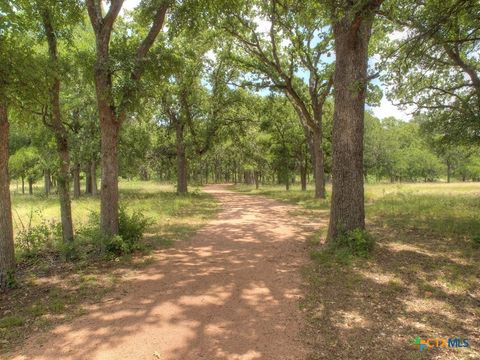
left=11, top=180, right=218, bottom=247
left=232, top=182, right=480, bottom=241
left=0, top=316, right=25, bottom=329
left=232, top=183, right=330, bottom=209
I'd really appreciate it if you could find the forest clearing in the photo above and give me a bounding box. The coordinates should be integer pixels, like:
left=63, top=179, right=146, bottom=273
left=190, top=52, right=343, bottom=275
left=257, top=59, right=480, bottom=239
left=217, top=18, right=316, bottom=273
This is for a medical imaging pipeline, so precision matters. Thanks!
left=1, top=0, right=479, bottom=359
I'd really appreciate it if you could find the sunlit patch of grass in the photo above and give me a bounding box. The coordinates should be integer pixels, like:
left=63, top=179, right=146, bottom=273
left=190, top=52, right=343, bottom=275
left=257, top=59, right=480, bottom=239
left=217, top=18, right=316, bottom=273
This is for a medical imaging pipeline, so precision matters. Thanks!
left=386, top=279, right=404, bottom=293
left=233, top=182, right=480, bottom=243
left=367, top=192, right=480, bottom=239
left=230, top=184, right=330, bottom=210
left=11, top=180, right=218, bottom=249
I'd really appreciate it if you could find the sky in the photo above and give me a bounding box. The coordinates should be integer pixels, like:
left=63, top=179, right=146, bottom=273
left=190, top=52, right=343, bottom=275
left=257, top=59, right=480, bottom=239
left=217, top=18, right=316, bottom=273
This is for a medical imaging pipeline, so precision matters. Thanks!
left=121, top=0, right=412, bottom=121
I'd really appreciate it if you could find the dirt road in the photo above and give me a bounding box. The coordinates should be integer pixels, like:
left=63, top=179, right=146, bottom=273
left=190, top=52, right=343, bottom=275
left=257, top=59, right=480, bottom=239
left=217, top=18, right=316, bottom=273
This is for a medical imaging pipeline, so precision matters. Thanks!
left=14, top=185, right=319, bottom=360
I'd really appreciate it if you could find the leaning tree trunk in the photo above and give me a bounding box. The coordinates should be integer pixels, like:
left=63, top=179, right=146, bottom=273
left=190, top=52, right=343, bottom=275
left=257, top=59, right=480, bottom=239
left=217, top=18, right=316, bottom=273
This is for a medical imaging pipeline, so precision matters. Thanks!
left=327, top=14, right=374, bottom=241
left=42, top=8, right=74, bottom=244
left=0, top=101, right=15, bottom=292
left=175, top=121, right=188, bottom=194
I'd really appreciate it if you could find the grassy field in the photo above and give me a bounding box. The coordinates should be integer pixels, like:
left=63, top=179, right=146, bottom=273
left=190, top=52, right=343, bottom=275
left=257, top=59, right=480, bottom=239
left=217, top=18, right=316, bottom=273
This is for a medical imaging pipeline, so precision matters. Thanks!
left=233, top=182, right=480, bottom=240
left=0, top=181, right=218, bottom=355
left=232, top=182, right=480, bottom=359
left=11, top=181, right=217, bottom=243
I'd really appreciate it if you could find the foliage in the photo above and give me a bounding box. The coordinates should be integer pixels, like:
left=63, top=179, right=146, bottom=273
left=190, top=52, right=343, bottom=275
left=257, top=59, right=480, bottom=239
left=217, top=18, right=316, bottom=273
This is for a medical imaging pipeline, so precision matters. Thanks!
left=331, top=228, right=375, bottom=258
left=380, top=0, right=480, bottom=144
left=8, top=147, right=42, bottom=183
left=118, top=207, right=153, bottom=252
left=77, top=207, right=152, bottom=257
left=15, top=210, right=61, bottom=257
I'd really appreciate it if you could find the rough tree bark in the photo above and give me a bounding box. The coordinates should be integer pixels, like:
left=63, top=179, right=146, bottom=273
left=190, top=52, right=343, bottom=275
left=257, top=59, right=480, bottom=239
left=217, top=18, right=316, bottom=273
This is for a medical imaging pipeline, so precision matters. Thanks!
left=175, top=120, right=188, bottom=194
left=91, top=160, right=98, bottom=196
left=327, top=1, right=381, bottom=241
left=73, top=163, right=81, bottom=199
left=300, top=161, right=307, bottom=191
left=0, top=100, right=15, bottom=292
left=44, top=169, right=51, bottom=196
left=311, top=127, right=325, bottom=198
left=42, top=8, right=74, bottom=244
left=85, top=165, right=92, bottom=194
left=86, top=0, right=169, bottom=234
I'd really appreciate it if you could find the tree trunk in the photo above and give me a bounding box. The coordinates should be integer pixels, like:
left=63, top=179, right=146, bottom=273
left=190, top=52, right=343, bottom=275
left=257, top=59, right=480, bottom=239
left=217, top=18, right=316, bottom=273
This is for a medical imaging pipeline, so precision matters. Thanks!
left=100, top=115, right=121, bottom=234
left=86, top=0, right=169, bottom=235
left=139, top=166, right=149, bottom=181
left=44, top=169, right=51, bottom=196
left=311, top=128, right=326, bottom=198
left=300, top=162, right=307, bottom=191
left=175, top=121, right=188, bottom=194
left=28, top=179, right=33, bottom=195
left=73, top=163, right=81, bottom=199
left=327, top=12, right=375, bottom=241
left=254, top=170, right=260, bottom=190
left=0, top=101, right=15, bottom=292
left=21, top=176, right=25, bottom=194
left=447, top=161, right=451, bottom=183
left=42, top=8, right=75, bottom=245
left=91, top=160, right=98, bottom=196
left=85, top=164, right=92, bottom=194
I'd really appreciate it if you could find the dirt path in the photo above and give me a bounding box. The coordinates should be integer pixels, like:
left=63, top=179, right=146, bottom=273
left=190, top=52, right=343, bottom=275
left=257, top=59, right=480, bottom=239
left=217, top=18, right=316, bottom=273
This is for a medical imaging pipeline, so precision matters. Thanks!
left=14, top=185, right=320, bottom=360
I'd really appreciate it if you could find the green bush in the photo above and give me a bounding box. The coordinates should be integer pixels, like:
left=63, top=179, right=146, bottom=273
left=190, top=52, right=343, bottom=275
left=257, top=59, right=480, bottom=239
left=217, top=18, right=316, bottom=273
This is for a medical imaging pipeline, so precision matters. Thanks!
left=332, top=228, right=375, bottom=258
left=118, top=207, right=152, bottom=251
left=76, top=207, right=151, bottom=257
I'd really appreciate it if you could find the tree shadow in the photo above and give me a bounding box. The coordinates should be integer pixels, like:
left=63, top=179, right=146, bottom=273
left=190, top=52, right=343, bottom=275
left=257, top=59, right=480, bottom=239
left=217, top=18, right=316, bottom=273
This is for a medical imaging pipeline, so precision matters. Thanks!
left=304, top=220, right=480, bottom=360
left=12, top=185, right=323, bottom=360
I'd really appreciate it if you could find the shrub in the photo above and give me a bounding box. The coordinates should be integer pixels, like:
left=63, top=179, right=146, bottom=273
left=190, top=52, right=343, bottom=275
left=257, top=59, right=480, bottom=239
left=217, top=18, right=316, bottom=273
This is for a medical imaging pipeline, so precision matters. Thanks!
left=15, top=210, right=62, bottom=257
left=118, top=207, right=152, bottom=251
left=76, top=207, right=151, bottom=257
left=332, top=228, right=375, bottom=258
